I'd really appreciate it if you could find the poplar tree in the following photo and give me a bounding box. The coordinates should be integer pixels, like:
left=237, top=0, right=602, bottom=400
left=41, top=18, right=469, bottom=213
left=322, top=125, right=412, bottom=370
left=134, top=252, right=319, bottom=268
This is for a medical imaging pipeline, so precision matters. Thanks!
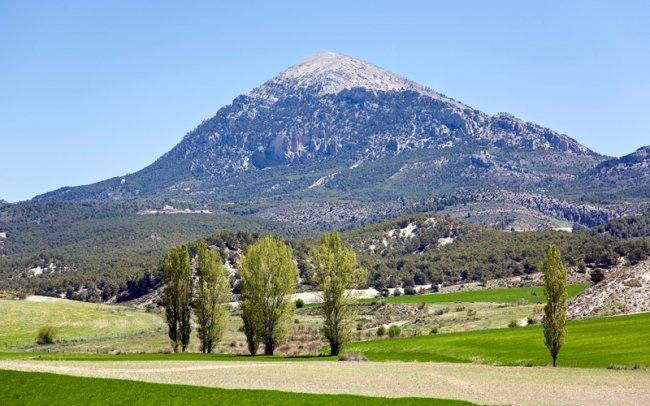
left=240, top=300, right=260, bottom=355
left=239, top=236, right=297, bottom=356
left=309, top=231, right=367, bottom=356
left=194, top=242, right=230, bottom=354
left=162, top=244, right=192, bottom=352
left=541, top=244, right=568, bottom=367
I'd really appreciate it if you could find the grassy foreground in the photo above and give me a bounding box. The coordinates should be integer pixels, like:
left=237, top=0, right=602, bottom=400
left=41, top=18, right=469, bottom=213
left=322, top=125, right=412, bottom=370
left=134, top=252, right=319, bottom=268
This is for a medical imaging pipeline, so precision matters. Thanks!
left=0, top=369, right=470, bottom=405
left=0, top=297, right=164, bottom=351
left=346, top=312, right=650, bottom=368
left=358, top=284, right=588, bottom=305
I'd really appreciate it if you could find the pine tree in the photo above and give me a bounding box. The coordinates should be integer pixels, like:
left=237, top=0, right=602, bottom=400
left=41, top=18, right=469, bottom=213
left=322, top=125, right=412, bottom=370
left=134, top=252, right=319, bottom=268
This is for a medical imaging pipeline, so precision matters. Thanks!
left=541, top=244, right=568, bottom=367
left=162, top=244, right=192, bottom=352
left=194, top=242, right=230, bottom=354
left=239, top=236, right=297, bottom=356
left=309, top=231, right=367, bottom=355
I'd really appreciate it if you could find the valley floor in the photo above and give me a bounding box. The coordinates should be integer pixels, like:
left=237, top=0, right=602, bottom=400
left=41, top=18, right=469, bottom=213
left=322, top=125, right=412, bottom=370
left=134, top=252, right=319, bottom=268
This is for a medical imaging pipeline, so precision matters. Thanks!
left=0, top=360, right=648, bottom=405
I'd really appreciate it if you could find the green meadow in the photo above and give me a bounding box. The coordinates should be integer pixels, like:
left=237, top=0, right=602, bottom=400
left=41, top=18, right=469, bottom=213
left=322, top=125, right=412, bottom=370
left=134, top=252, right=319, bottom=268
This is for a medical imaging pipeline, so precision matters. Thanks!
left=358, top=284, right=589, bottom=305
left=0, top=298, right=165, bottom=351
left=0, top=369, right=470, bottom=405
left=346, top=312, right=650, bottom=368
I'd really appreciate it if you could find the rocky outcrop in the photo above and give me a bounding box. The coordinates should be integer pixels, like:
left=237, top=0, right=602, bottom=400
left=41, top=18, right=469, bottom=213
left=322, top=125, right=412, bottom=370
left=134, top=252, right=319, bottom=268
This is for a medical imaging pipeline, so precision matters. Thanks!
left=568, top=260, right=650, bottom=319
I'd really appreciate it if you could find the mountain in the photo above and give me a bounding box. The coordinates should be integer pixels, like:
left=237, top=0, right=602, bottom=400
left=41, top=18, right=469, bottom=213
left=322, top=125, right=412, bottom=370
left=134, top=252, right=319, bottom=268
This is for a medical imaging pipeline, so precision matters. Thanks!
left=36, top=51, right=596, bottom=204
left=33, top=51, right=648, bottom=232
left=579, top=146, right=650, bottom=198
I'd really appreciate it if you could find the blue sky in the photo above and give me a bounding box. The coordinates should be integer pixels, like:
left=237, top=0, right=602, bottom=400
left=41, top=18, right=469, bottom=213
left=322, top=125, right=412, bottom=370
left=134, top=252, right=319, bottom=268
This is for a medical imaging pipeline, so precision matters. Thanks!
left=1, top=1, right=649, bottom=202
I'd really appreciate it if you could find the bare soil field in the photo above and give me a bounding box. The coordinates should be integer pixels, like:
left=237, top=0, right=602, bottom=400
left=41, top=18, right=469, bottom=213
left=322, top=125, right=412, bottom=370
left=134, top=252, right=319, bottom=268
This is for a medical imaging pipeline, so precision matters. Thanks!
left=0, top=360, right=647, bottom=405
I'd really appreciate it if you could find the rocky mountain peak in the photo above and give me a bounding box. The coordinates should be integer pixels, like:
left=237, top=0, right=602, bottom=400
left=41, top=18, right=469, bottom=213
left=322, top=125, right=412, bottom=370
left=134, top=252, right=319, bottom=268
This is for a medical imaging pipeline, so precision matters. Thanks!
left=628, top=145, right=650, bottom=160
left=249, top=52, right=464, bottom=107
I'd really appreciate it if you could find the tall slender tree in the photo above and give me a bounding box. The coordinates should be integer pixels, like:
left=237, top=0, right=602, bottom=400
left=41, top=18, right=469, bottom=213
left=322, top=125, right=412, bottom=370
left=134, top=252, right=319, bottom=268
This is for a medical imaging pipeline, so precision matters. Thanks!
left=194, top=242, right=230, bottom=354
left=239, top=235, right=297, bottom=356
left=240, top=300, right=260, bottom=355
left=162, top=244, right=192, bottom=352
left=309, top=231, right=367, bottom=356
left=541, top=244, right=568, bottom=367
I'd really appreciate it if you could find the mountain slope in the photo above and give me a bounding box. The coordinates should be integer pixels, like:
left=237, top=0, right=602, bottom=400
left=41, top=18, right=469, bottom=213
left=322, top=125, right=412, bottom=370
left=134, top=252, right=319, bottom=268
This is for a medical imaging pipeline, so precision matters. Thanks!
left=569, top=259, right=650, bottom=319
left=573, top=146, right=650, bottom=199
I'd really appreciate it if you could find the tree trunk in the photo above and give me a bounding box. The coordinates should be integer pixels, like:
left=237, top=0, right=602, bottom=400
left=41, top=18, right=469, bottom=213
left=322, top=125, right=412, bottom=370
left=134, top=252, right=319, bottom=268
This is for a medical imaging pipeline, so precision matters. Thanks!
left=330, top=341, right=340, bottom=356
left=264, top=339, right=275, bottom=355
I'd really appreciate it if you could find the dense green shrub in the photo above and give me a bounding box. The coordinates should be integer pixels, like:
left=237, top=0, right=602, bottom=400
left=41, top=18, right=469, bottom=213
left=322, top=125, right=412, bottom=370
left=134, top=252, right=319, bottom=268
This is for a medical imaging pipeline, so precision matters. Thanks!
left=376, top=325, right=386, bottom=337
left=294, top=298, right=305, bottom=309
left=36, top=326, right=56, bottom=345
left=591, top=269, right=605, bottom=284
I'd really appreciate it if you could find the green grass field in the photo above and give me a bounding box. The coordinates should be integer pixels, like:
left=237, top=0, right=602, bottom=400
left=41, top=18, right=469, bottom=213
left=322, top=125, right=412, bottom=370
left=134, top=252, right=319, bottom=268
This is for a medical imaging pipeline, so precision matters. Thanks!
left=0, top=297, right=165, bottom=351
left=0, top=369, right=470, bottom=405
left=346, top=312, right=650, bottom=368
left=4, top=313, right=648, bottom=369
left=358, top=284, right=589, bottom=305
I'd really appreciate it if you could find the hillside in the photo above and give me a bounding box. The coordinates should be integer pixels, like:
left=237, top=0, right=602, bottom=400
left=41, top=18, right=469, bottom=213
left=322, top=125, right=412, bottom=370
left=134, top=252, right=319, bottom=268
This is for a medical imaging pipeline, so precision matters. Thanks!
left=568, top=260, right=650, bottom=319
left=341, top=213, right=647, bottom=289
left=5, top=207, right=648, bottom=302
left=0, top=201, right=298, bottom=301
left=590, top=211, right=650, bottom=238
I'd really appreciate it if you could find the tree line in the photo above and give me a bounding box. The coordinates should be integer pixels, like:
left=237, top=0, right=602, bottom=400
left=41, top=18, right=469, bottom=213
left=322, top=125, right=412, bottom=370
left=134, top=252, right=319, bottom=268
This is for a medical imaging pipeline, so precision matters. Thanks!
left=162, top=232, right=366, bottom=356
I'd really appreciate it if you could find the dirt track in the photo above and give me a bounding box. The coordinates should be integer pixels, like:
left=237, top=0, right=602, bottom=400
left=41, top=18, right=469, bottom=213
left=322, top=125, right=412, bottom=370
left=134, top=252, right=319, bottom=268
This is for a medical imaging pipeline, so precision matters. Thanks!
left=1, top=360, right=648, bottom=405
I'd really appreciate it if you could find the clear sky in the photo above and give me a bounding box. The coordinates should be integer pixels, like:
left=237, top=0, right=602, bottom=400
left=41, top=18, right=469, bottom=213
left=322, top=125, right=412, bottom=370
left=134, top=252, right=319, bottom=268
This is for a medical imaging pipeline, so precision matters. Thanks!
left=1, top=1, right=649, bottom=202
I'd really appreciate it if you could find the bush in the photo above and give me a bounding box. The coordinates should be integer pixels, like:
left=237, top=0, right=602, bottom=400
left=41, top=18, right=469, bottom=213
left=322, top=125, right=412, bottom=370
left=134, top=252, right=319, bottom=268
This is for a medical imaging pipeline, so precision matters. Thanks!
left=466, top=308, right=477, bottom=317
left=527, top=317, right=536, bottom=325
left=591, top=269, right=605, bottom=284
left=429, top=326, right=439, bottom=335
left=388, top=325, right=401, bottom=338
left=294, top=298, right=305, bottom=308
left=376, top=325, right=386, bottom=337
left=508, top=320, right=518, bottom=328
left=36, top=326, right=56, bottom=345
left=338, top=351, right=367, bottom=361
left=404, top=286, right=417, bottom=295
left=455, top=305, right=466, bottom=312
left=393, top=288, right=402, bottom=297
left=435, top=307, right=450, bottom=316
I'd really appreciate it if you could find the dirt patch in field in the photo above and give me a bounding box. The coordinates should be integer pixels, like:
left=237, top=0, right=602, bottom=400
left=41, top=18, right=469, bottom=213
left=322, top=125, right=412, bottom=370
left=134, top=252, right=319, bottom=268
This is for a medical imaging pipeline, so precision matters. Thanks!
left=0, top=360, right=647, bottom=405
